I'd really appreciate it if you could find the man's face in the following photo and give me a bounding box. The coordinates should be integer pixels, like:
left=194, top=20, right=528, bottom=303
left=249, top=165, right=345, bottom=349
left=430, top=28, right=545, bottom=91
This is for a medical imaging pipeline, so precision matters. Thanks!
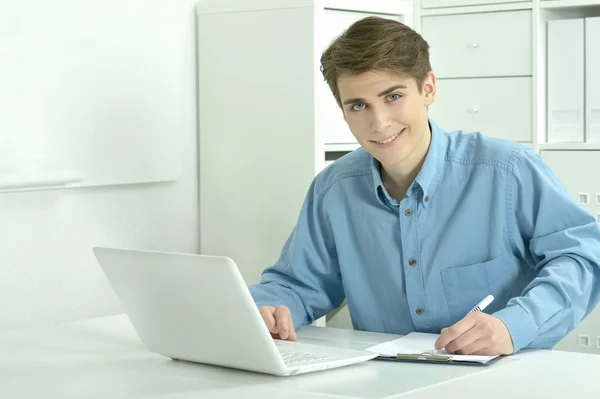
left=337, top=69, right=436, bottom=168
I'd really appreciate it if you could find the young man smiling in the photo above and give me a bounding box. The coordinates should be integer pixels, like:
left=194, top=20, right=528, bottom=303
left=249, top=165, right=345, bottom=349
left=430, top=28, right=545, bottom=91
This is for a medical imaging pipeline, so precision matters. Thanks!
left=249, top=17, right=600, bottom=356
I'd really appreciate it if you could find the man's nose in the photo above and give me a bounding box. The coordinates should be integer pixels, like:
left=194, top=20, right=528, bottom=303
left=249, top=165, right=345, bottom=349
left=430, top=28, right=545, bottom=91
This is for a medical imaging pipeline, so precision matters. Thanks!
left=370, top=107, right=392, bottom=134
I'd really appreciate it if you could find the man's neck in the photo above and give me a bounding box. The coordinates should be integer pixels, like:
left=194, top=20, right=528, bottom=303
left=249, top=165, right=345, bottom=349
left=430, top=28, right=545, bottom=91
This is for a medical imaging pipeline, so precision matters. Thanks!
left=382, top=124, right=432, bottom=200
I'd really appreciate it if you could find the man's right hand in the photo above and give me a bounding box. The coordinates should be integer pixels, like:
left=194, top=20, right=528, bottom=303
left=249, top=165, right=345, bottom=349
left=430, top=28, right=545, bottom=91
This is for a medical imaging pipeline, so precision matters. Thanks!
left=258, top=305, right=297, bottom=341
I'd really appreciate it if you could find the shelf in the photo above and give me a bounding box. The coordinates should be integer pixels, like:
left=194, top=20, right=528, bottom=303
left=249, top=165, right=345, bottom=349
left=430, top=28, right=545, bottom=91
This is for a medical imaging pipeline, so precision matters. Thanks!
left=419, top=2, right=533, bottom=16
left=539, top=142, right=600, bottom=150
left=540, top=1, right=600, bottom=9
left=325, top=143, right=361, bottom=152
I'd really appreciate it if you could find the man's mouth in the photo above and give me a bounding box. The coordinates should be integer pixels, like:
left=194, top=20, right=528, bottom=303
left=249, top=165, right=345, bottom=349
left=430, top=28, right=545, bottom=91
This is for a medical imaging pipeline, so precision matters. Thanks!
left=374, top=128, right=405, bottom=145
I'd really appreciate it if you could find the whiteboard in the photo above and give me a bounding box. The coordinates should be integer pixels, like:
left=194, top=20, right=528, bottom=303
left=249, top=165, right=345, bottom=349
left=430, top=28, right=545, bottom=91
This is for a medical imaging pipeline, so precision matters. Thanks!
left=0, top=0, right=189, bottom=191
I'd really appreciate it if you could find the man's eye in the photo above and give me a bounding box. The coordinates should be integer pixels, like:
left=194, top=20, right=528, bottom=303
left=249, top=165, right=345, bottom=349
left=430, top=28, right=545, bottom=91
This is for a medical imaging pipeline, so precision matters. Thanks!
left=388, top=93, right=402, bottom=101
left=352, top=103, right=366, bottom=111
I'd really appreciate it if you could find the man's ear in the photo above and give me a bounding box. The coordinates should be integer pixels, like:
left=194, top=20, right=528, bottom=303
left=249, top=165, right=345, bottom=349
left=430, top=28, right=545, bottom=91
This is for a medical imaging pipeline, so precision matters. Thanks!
left=422, top=71, right=436, bottom=107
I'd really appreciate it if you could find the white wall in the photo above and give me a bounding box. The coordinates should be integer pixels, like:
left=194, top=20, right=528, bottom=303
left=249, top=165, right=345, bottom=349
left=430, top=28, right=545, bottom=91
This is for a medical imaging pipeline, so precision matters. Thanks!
left=0, top=0, right=199, bottom=331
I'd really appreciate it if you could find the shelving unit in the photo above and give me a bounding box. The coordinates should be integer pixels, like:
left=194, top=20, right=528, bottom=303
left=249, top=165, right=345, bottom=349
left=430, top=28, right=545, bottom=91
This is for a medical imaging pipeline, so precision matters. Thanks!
left=414, top=0, right=600, bottom=153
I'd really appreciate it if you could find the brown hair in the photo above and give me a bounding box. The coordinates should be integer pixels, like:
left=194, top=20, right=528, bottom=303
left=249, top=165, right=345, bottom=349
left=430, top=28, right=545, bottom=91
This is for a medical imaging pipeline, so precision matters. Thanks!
left=320, top=16, right=431, bottom=108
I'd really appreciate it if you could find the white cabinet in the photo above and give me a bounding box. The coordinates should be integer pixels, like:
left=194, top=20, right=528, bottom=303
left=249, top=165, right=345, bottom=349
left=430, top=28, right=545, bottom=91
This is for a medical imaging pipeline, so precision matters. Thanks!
left=418, top=5, right=534, bottom=144
left=421, top=10, right=531, bottom=78
left=430, top=77, right=532, bottom=142
left=417, top=1, right=600, bottom=149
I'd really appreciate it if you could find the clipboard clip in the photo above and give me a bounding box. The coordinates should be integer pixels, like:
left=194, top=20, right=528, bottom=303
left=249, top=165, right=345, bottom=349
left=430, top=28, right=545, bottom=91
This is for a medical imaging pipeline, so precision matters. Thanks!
left=377, top=351, right=452, bottom=362
left=395, top=352, right=452, bottom=362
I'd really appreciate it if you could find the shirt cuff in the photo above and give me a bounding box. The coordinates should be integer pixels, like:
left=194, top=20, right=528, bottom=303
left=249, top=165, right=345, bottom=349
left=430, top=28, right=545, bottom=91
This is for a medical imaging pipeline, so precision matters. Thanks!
left=249, top=286, right=283, bottom=308
left=492, top=305, right=539, bottom=353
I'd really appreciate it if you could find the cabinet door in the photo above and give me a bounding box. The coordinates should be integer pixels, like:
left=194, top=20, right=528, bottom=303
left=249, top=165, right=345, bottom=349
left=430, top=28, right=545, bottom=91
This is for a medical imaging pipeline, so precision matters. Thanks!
left=429, top=77, right=532, bottom=143
left=586, top=17, right=600, bottom=142
left=319, top=10, right=401, bottom=145
left=421, top=0, right=523, bottom=8
left=420, top=10, right=531, bottom=78
left=540, top=150, right=600, bottom=222
left=541, top=150, right=600, bottom=221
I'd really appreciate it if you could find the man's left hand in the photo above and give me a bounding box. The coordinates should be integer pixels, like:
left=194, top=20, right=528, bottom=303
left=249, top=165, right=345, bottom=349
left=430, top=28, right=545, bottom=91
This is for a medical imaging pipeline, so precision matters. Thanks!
left=434, top=312, right=514, bottom=356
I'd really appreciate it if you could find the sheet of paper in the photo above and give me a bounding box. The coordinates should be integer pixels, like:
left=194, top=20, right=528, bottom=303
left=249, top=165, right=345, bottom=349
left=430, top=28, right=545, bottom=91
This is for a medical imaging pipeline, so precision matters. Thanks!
left=366, top=332, right=498, bottom=364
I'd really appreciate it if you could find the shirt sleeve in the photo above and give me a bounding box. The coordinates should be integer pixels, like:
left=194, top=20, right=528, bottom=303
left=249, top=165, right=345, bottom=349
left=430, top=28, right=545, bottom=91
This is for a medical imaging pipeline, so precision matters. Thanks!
left=493, top=148, right=600, bottom=353
left=248, top=178, right=344, bottom=328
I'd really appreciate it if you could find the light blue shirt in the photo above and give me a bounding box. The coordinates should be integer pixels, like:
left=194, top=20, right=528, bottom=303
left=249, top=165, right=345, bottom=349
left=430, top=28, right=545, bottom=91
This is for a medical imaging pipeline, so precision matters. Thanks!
left=249, top=120, right=600, bottom=353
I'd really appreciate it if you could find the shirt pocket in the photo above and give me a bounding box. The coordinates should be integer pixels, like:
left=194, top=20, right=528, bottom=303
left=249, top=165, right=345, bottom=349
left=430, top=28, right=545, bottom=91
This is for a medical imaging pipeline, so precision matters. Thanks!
left=440, top=253, right=515, bottom=323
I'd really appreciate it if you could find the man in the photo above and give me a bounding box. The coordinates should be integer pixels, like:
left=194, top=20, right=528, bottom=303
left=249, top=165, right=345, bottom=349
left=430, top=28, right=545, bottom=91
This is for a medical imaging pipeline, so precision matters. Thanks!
left=249, top=17, right=600, bottom=356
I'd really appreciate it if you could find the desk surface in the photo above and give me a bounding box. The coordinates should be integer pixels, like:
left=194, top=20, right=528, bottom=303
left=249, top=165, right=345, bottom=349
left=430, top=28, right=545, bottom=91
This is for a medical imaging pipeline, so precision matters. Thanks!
left=0, top=314, right=598, bottom=399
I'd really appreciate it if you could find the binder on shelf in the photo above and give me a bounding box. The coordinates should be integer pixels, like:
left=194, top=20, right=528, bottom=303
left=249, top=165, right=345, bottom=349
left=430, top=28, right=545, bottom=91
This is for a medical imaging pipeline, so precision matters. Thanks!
left=586, top=17, right=600, bottom=142
left=547, top=18, right=585, bottom=143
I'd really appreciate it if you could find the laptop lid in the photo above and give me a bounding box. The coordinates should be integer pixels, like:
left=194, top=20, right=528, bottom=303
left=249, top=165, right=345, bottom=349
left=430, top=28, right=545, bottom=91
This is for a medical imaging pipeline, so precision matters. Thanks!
left=92, top=246, right=287, bottom=375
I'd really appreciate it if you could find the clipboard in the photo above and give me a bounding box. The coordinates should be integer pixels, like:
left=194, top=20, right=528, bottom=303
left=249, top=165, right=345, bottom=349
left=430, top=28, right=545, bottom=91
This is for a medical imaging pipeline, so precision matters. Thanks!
left=373, top=352, right=503, bottom=366
left=366, top=332, right=501, bottom=366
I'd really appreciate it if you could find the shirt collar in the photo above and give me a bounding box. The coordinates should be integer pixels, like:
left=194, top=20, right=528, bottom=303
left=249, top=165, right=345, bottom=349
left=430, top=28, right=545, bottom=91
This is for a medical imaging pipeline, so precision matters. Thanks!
left=371, top=119, right=447, bottom=207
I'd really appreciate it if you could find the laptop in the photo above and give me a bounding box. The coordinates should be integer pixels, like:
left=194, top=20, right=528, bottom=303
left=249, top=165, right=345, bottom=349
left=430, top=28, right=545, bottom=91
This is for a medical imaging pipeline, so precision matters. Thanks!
left=92, top=246, right=377, bottom=376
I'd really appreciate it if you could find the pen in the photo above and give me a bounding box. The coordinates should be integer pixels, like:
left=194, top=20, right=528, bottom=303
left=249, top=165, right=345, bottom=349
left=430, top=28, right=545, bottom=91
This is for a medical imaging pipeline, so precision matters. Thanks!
left=468, top=295, right=494, bottom=314
left=433, top=295, right=495, bottom=353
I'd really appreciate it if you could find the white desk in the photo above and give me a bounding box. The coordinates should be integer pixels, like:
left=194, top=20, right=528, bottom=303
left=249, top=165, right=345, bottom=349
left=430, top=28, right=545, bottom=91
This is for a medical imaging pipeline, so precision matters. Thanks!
left=0, top=314, right=598, bottom=398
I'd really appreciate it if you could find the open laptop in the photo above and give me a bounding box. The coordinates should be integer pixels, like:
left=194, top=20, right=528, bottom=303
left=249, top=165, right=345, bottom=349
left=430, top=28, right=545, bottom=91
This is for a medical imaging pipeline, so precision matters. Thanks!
left=92, top=246, right=377, bottom=376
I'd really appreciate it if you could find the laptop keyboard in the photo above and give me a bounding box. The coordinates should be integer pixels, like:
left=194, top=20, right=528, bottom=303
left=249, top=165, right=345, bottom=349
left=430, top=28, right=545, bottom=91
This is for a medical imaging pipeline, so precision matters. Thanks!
left=280, top=351, right=332, bottom=365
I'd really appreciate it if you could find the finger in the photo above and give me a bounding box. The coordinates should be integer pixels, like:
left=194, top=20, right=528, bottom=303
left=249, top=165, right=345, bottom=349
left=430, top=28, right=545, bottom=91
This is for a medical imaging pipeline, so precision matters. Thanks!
left=259, top=306, right=277, bottom=334
left=435, top=313, right=477, bottom=350
left=445, top=323, right=483, bottom=354
left=456, top=339, right=491, bottom=355
left=287, top=326, right=297, bottom=341
left=470, top=348, right=501, bottom=356
left=276, top=307, right=296, bottom=341
left=453, top=333, right=489, bottom=355
left=274, top=306, right=294, bottom=341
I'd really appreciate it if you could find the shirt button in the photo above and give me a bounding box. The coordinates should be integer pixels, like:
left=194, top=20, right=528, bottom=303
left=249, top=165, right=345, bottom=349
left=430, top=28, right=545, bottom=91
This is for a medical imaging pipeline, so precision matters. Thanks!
left=424, top=196, right=430, bottom=202
left=416, top=308, right=424, bottom=315
left=405, top=209, right=412, bottom=216
left=409, top=259, right=416, bottom=266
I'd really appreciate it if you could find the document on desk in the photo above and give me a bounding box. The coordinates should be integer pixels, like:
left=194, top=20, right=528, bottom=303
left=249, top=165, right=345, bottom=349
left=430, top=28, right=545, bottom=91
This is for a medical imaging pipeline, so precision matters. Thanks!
left=366, top=332, right=499, bottom=364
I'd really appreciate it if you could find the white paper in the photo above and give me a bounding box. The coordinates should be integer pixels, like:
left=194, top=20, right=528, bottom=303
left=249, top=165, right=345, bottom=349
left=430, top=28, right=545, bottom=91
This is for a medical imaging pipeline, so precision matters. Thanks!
left=366, top=332, right=498, bottom=364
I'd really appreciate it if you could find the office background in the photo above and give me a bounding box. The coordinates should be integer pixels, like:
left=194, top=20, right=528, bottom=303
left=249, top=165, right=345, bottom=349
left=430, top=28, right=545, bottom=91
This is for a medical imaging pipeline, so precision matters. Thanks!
left=1, top=0, right=599, bottom=356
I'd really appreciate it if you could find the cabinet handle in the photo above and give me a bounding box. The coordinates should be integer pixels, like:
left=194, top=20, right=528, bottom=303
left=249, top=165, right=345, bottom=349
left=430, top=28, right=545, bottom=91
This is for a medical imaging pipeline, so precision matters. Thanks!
left=467, top=42, right=479, bottom=48
left=467, top=107, right=479, bottom=113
